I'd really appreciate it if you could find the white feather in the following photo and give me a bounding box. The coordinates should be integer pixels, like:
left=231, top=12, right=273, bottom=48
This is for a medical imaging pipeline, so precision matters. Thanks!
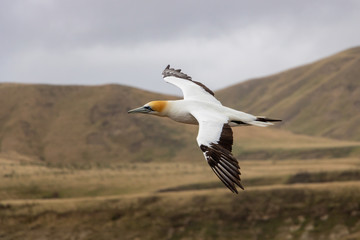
left=190, top=109, right=228, bottom=147
left=164, top=76, right=222, bottom=105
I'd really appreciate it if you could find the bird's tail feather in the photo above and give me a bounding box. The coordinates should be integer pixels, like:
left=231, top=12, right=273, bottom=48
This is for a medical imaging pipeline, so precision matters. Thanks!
left=249, top=116, right=282, bottom=127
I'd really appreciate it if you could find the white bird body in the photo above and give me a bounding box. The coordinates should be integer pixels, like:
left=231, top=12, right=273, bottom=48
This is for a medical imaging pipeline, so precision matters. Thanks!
left=128, top=65, right=281, bottom=193
left=163, top=100, right=258, bottom=126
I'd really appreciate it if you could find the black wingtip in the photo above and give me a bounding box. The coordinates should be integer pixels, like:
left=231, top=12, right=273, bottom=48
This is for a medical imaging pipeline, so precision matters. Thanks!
left=256, top=117, right=282, bottom=123
left=162, top=65, right=192, bottom=80
left=233, top=182, right=244, bottom=193
left=201, top=143, right=244, bottom=194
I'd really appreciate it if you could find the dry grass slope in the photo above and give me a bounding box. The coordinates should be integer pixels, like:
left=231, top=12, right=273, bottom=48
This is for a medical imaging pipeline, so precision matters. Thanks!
left=0, top=84, right=196, bottom=164
left=1, top=47, right=360, bottom=240
left=217, top=46, right=360, bottom=141
left=1, top=182, right=360, bottom=240
left=2, top=47, right=360, bottom=165
left=1, top=82, right=359, bottom=165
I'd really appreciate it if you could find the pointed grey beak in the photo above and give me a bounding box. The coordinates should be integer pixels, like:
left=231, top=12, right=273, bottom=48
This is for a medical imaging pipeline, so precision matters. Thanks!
left=128, top=106, right=151, bottom=114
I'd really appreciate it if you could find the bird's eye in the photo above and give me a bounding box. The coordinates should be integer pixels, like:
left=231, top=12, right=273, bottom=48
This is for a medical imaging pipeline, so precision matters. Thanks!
left=144, top=106, right=152, bottom=111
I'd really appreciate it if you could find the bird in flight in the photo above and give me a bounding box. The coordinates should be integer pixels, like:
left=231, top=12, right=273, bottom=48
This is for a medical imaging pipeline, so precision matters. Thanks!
left=128, top=65, right=281, bottom=193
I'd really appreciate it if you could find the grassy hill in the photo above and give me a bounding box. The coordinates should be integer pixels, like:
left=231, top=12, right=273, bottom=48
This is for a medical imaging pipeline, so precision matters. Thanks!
left=2, top=47, right=360, bottom=239
left=0, top=84, right=196, bottom=164
left=1, top=46, right=359, bottom=165
left=2, top=181, right=360, bottom=240
left=217, top=46, right=360, bottom=141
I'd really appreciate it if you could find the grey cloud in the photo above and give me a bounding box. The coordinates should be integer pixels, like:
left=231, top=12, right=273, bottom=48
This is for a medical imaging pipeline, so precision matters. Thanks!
left=1, top=0, right=360, bottom=94
left=3, top=0, right=354, bottom=48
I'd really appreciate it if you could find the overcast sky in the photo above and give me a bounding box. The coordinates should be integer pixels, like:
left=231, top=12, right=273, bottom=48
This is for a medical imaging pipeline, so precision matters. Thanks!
left=1, top=0, right=360, bottom=95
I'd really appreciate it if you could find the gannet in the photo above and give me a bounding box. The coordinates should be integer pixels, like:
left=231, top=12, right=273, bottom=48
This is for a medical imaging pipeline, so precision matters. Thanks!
left=128, top=65, right=281, bottom=193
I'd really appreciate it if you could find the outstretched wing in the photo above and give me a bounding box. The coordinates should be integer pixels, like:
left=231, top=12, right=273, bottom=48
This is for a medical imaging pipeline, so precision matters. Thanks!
left=162, top=65, right=222, bottom=105
left=191, top=110, right=244, bottom=193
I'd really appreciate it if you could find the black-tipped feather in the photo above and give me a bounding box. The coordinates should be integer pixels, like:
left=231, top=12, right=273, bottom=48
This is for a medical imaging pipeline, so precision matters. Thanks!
left=218, top=160, right=240, bottom=180
left=162, top=65, right=215, bottom=96
left=256, top=117, right=282, bottom=122
left=217, top=164, right=241, bottom=186
left=162, top=65, right=192, bottom=80
left=200, top=124, right=244, bottom=193
left=218, top=124, right=233, bottom=152
left=211, top=166, right=238, bottom=194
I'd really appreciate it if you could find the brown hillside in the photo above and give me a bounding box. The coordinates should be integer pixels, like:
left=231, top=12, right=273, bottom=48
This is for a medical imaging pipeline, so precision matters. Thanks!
left=2, top=46, right=360, bottom=164
left=217, top=46, right=360, bottom=141
left=0, top=83, right=358, bottom=165
left=0, top=84, right=199, bottom=164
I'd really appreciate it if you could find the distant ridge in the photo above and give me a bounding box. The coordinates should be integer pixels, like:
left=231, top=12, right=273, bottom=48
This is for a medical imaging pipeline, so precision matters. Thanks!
left=217, top=46, right=360, bottom=141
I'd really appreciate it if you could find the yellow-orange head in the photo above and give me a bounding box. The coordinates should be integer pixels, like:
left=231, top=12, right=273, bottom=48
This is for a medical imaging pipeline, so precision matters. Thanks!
left=147, top=101, right=168, bottom=113
left=128, top=100, right=168, bottom=116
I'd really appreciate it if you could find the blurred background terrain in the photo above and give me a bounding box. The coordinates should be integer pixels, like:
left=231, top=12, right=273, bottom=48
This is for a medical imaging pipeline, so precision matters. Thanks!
left=1, top=47, right=360, bottom=239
